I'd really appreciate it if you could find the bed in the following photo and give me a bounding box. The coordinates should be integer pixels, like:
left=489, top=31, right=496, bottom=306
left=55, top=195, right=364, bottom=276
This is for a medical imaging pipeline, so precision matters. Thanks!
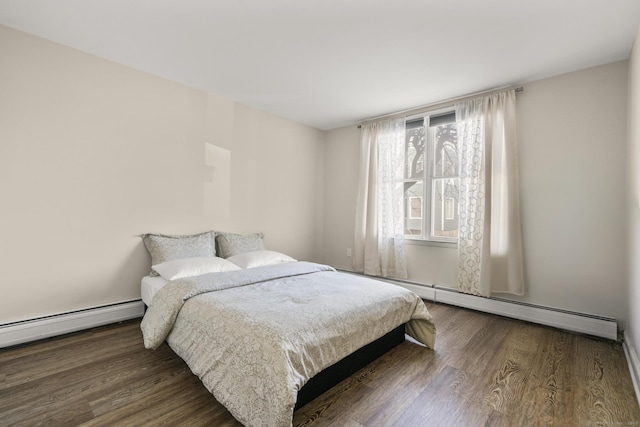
left=140, top=231, right=436, bottom=427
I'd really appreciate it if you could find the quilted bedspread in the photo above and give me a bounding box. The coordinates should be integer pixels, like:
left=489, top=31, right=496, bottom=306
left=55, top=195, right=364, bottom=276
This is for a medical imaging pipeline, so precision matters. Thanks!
left=140, top=262, right=435, bottom=427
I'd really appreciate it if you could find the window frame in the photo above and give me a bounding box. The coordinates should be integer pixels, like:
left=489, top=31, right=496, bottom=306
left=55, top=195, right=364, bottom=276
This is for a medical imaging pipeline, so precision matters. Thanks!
left=403, top=107, right=459, bottom=247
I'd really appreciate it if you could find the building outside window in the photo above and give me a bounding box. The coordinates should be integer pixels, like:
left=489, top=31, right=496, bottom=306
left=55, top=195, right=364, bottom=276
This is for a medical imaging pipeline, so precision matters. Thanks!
left=403, top=109, right=459, bottom=243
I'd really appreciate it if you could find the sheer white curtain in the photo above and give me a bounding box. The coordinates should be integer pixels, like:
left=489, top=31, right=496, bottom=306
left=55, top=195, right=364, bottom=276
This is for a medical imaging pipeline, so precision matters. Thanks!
left=456, top=89, right=524, bottom=297
left=353, top=118, right=407, bottom=279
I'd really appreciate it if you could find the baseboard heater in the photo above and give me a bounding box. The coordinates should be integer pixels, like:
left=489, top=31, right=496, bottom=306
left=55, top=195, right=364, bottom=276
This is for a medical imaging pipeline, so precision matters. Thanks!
left=0, top=300, right=145, bottom=349
left=340, top=270, right=618, bottom=341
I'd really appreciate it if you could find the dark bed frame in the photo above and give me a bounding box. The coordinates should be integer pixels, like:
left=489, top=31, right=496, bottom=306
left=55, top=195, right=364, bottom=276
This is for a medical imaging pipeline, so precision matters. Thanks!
left=294, top=324, right=406, bottom=410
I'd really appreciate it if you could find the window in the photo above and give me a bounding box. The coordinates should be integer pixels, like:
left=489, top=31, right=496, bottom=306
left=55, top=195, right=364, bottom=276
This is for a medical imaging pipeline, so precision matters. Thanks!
left=403, top=109, right=459, bottom=243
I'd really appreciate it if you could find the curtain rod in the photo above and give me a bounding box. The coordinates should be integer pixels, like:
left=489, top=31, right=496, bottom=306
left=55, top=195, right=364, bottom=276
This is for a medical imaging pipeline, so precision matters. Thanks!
left=357, top=85, right=524, bottom=128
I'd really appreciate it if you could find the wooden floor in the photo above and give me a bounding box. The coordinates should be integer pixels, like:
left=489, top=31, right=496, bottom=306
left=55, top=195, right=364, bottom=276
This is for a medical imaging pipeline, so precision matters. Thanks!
left=1, top=302, right=639, bottom=427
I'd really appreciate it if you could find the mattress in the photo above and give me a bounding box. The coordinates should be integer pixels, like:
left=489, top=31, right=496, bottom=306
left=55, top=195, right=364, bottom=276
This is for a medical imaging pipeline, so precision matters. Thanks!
left=140, top=275, right=169, bottom=306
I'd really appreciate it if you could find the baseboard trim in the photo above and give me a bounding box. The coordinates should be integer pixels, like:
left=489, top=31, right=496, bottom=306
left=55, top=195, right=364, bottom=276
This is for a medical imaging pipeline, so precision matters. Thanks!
left=623, top=331, right=640, bottom=408
left=0, top=300, right=145, bottom=348
left=339, top=270, right=618, bottom=341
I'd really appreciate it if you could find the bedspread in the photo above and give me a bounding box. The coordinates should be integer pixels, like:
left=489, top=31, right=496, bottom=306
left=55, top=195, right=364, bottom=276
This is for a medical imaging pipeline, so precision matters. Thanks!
left=140, top=262, right=435, bottom=427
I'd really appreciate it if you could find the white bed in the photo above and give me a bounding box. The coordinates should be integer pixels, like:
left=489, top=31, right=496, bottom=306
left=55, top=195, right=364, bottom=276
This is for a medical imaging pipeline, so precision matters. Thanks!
left=139, top=232, right=436, bottom=426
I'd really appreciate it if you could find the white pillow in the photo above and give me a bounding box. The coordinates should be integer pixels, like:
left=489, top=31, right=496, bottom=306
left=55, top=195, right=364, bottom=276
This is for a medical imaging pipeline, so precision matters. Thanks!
left=226, top=250, right=296, bottom=269
left=152, top=256, right=240, bottom=280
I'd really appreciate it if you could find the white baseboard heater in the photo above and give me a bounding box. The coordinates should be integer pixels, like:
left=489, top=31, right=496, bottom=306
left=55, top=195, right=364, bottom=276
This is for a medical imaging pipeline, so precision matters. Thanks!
left=0, top=300, right=145, bottom=349
left=347, top=272, right=618, bottom=341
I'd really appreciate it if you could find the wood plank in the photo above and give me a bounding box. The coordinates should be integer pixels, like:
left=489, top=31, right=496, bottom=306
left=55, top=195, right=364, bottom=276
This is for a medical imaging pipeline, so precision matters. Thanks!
left=522, top=329, right=575, bottom=426
left=0, top=322, right=143, bottom=390
left=573, top=335, right=640, bottom=426
left=482, top=322, right=544, bottom=418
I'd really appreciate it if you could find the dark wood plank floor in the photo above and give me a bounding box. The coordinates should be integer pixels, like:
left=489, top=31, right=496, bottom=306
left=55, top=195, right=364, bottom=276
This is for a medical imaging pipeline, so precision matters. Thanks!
left=1, top=302, right=639, bottom=426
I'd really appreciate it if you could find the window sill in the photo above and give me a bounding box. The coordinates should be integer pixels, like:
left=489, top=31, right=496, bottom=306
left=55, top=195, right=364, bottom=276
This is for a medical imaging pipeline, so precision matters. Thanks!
left=403, top=238, right=457, bottom=249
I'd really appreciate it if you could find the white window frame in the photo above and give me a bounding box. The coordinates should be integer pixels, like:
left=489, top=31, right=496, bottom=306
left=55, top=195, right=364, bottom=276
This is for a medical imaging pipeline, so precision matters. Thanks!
left=403, top=107, right=459, bottom=246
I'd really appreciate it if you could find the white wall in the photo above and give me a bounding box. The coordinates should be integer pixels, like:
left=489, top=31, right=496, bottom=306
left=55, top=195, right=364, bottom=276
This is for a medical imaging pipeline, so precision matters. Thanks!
left=515, top=61, right=628, bottom=323
left=627, top=24, right=640, bottom=370
left=324, top=61, right=629, bottom=324
left=324, top=124, right=360, bottom=268
left=0, top=25, right=325, bottom=324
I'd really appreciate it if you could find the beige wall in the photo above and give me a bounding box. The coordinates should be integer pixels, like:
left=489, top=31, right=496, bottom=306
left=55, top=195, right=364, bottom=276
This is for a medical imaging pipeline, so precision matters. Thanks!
left=324, top=61, right=629, bottom=323
left=324, top=124, right=360, bottom=269
left=515, top=61, right=628, bottom=322
left=628, top=25, right=640, bottom=366
left=0, top=25, right=325, bottom=324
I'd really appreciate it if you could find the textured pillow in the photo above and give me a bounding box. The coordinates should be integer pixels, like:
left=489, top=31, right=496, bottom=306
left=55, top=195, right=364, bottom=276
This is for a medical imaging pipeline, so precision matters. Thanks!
left=152, top=256, right=240, bottom=280
left=226, top=250, right=296, bottom=269
left=142, top=231, right=216, bottom=276
left=216, top=232, right=265, bottom=258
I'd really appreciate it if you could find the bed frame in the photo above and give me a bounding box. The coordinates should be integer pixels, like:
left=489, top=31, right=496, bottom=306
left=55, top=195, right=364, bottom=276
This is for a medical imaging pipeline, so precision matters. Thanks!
left=294, top=324, right=406, bottom=410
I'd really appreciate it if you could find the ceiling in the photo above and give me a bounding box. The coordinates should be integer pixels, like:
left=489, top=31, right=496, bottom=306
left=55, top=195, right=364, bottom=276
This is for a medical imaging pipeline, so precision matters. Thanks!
left=1, top=0, right=639, bottom=130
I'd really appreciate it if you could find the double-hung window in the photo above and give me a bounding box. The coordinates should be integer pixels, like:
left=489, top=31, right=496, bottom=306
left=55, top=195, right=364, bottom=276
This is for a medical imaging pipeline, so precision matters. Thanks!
left=403, top=109, right=459, bottom=244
